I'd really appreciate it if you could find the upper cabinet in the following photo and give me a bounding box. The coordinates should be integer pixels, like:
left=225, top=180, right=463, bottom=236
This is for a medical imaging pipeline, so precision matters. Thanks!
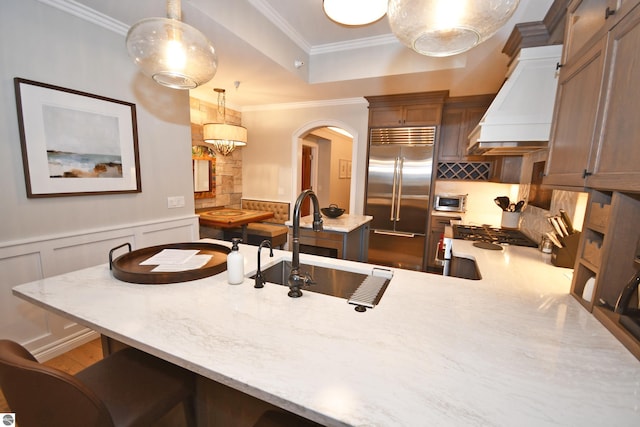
left=545, top=0, right=640, bottom=192
left=544, top=38, right=606, bottom=186
left=563, top=0, right=621, bottom=62
left=438, top=95, right=494, bottom=162
left=588, top=2, right=640, bottom=190
left=369, top=104, right=443, bottom=127
left=366, top=91, right=447, bottom=128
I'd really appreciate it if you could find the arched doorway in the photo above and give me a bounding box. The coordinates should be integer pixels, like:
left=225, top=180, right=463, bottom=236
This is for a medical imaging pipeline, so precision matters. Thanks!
left=293, top=124, right=356, bottom=216
left=292, top=121, right=358, bottom=215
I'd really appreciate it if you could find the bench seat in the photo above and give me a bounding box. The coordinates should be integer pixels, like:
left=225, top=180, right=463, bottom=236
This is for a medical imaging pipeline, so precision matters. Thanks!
left=223, top=199, right=290, bottom=248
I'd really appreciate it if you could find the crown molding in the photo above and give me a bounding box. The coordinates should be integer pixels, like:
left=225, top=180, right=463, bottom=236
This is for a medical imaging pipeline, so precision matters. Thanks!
left=37, top=0, right=129, bottom=35
left=311, top=34, right=399, bottom=55
left=241, top=97, right=368, bottom=112
left=248, top=0, right=311, bottom=53
left=249, top=0, right=398, bottom=56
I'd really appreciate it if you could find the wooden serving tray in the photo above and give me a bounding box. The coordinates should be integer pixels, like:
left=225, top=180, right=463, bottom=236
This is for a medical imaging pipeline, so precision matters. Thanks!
left=110, top=242, right=230, bottom=284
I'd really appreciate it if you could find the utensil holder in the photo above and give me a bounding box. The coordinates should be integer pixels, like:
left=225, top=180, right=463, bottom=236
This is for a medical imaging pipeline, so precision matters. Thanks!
left=551, top=232, right=582, bottom=268
left=501, top=211, right=521, bottom=229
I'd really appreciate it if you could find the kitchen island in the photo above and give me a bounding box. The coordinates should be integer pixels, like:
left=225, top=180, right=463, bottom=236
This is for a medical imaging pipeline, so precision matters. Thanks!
left=285, top=214, right=372, bottom=262
left=12, top=239, right=639, bottom=426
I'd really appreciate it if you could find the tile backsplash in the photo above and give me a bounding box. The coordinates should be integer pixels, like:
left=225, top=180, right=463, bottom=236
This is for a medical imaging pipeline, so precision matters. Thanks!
left=435, top=180, right=520, bottom=226
left=435, top=179, right=588, bottom=246
left=518, top=187, right=588, bottom=245
left=517, top=150, right=588, bottom=244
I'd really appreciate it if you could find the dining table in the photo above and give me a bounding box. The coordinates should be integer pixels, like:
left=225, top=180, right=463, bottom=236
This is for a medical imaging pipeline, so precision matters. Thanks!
left=198, top=208, right=274, bottom=242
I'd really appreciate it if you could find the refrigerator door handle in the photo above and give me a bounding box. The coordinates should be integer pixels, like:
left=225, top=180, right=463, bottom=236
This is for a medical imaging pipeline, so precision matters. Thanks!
left=395, top=157, right=404, bottom=222
left=390, top=157, right=399, bottom=221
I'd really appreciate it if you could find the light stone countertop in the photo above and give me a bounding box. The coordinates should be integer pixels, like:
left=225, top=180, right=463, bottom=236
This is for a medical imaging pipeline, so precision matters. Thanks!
left=13, top=239, right=640, bottom=426
left=285, top=213, right=372, bottom=233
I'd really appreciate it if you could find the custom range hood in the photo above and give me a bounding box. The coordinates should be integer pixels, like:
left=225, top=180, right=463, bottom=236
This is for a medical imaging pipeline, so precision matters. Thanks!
left=468, top=45, right=563, bottom=156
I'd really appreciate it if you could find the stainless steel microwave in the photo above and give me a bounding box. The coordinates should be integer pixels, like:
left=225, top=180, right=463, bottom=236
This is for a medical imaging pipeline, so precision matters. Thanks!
left=434, top=194, right=467, bottom=212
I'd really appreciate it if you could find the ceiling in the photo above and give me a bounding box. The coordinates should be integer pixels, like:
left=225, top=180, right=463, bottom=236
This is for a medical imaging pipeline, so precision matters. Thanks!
left=63, top=0, right=554, bottom=109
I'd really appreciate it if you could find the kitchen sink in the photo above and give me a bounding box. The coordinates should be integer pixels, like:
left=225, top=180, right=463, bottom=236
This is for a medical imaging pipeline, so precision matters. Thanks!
left=250, top=260, right=391, bottom=305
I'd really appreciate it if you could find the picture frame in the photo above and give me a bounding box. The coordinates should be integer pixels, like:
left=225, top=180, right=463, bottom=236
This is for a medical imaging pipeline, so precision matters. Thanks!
left=339, top=159, right=351, bottom=179
left=14, top=78, right=141, bottom=197
left=192, top=145, right=216, bottom=199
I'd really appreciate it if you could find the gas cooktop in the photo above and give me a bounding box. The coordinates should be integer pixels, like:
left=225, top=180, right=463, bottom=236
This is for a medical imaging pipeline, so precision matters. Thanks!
left=452, top=225, right=538, bottom=248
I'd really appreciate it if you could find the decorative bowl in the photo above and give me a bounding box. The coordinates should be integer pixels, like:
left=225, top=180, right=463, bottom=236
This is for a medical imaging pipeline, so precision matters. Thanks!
left=321, top=204, right=345, bottom=218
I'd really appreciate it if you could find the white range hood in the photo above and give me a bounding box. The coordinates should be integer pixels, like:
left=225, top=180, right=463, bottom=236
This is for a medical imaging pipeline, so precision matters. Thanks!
left=468, top=45, right=563, bottom=156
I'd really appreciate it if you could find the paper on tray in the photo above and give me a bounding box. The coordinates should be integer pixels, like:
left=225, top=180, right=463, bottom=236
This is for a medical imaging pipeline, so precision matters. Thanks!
left=140, top=249, right=200, bottom=265
left=151, top=254, right=213, bottom=272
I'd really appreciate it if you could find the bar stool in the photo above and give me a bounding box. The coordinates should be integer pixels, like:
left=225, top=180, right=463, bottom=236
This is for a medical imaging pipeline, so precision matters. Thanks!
left=0, top=339, right=196, bottom=427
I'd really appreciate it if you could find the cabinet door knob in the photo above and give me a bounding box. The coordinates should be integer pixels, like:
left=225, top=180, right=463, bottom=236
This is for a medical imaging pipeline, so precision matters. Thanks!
left=605, top=6, right=616, bottom=19
left=556, top=62, right=563, bottom=70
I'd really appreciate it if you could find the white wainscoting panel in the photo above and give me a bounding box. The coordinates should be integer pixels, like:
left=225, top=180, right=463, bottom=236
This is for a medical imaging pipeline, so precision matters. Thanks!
left=0, top=215, right=199, bottom=360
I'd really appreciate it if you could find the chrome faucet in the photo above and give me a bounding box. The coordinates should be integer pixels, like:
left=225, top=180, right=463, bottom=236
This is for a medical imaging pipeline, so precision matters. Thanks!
left=288, top=189, right=323, bottom=297
left=254, top=239, right=273, bottom=289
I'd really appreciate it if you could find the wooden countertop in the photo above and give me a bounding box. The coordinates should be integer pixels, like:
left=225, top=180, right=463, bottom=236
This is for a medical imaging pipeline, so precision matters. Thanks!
left=198, top=208, right=274, bottom=228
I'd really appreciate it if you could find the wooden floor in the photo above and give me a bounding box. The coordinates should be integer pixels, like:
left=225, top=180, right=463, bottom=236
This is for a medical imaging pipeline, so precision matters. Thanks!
left=0, top=339, right=103, bottom=413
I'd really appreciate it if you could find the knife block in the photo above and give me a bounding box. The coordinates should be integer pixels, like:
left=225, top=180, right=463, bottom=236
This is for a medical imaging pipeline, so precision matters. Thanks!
left=551, top=231, right=582, bottom=268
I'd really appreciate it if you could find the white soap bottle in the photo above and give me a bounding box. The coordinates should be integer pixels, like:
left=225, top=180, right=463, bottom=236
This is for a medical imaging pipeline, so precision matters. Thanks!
left=227, top=238, right=244, bottom=285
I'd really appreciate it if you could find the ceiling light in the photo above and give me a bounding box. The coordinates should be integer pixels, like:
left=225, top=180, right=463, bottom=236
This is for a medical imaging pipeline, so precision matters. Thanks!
left=388, top=0, right=520, bottom=57
left=203, top=89, right=247, bottom=156
left=323, top=0, right=388, bottom=26
left=126, top=0, right=217, bottom=89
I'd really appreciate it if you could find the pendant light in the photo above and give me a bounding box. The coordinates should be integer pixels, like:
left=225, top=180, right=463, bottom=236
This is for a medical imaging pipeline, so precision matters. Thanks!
left=126, top=0, right=217, bottom=89
left=388, top=0, right=520, bottom=57
left=203, top=89, right=247, bottom=156
left=323, top=0, right=388, bottom=26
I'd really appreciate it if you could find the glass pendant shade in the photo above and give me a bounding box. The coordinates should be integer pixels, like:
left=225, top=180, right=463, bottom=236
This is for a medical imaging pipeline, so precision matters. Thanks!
left=126, top=0, right=217, bottom=89
left=323, top=0, right=388, bottom=26
left=388, top=0, right=520, bottom=57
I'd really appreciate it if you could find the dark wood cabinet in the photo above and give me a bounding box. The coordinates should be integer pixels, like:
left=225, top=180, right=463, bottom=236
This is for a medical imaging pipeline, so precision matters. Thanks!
left=437, top=94, right=522, bottom=183
left=437, top=95, right=493, bottom=162
left=490, top=156, right=523, bottom=184
left=369, top=104, right=442, bottom=127
left=545, top=0, right=640, bottom=192
left=586, top=3, right=640, bottom=191
left=544, top=38, right=605, bottom=187
left=570, top=190, right=640, bottom=360
left=563, top=0, right=620, bottom=63
left=366, top=91, right=448, bottom=128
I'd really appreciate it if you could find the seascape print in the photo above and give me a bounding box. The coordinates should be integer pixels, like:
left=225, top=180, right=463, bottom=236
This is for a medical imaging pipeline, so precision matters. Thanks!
left=42, top=104, right=122, bottom=178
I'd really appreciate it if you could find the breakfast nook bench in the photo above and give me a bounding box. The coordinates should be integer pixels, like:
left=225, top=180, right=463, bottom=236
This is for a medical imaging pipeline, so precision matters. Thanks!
left=224, top=199, right=289, bottom=248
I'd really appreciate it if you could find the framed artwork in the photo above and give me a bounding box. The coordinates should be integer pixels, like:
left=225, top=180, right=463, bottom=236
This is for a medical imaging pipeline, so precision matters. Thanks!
left=14, top=78, right=141, bottom=197
left=192, top=145, right=216, bottom=199
left=339, top=159, right=351, bottom=179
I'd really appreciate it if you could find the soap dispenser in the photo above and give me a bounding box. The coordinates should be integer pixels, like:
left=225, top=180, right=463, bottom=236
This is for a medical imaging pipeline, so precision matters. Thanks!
left=227, top=238, right=244, bottom=285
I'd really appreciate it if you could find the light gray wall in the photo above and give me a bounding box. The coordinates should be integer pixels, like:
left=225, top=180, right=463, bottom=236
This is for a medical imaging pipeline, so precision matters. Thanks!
left=0, top=0, right=195, bottom=243
left=0, top=0, right=200, bottom=355
left=241, top=102, right=369, bottom=214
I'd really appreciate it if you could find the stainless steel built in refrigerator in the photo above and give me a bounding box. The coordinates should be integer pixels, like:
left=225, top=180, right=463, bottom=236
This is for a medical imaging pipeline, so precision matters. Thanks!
left=365, top=127, right=435, bottom=270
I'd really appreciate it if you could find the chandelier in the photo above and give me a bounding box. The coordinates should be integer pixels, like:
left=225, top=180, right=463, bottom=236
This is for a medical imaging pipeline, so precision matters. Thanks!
left=388, top=0, right=520, bottom=57
left=125, top=0, right=218, bottom=89
left=203, top=89, right=247, bottom=156
left=323, top=0, right=388, bottom=26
